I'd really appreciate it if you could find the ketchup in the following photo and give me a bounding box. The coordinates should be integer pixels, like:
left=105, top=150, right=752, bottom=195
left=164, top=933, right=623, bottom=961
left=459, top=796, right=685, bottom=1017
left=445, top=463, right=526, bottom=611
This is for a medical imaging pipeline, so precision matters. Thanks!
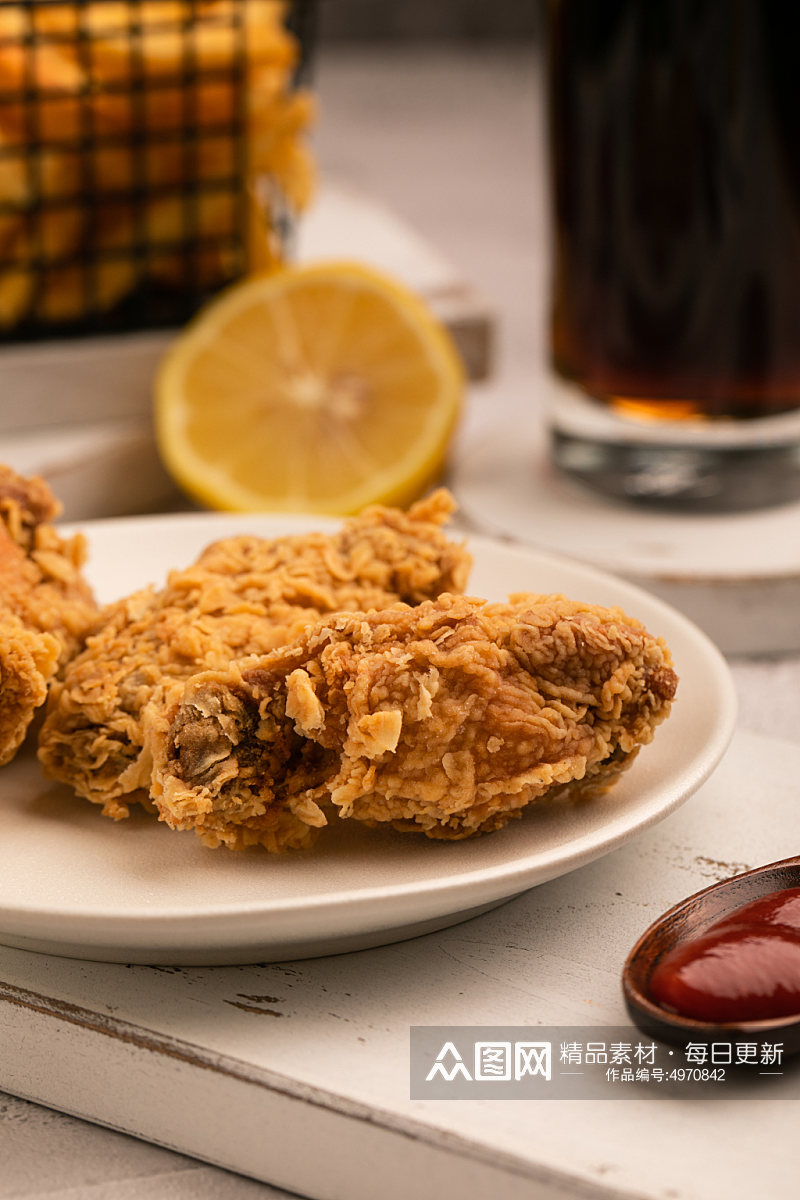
left=649, top=887, right=800, bottom=1023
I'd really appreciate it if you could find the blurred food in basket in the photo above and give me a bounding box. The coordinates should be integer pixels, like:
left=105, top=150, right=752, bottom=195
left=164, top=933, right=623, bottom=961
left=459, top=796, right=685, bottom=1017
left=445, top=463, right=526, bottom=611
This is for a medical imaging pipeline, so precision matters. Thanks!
left=0, top=0, right=314, bottom=333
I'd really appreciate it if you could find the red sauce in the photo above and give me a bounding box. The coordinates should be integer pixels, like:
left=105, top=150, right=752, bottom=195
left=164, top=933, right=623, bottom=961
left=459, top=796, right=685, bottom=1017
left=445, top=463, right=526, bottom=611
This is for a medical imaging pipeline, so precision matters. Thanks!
left=649, top=887, right=800, bottom=1023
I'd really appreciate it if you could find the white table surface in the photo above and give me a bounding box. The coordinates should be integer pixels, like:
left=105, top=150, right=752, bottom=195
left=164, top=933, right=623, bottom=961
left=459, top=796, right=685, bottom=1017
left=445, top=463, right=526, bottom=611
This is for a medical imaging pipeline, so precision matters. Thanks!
left=2, top=41, right=799, bottom=1200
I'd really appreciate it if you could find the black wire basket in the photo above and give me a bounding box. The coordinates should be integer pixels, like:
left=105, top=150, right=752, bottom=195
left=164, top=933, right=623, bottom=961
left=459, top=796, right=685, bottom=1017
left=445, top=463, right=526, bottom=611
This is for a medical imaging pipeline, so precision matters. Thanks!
left=0, top=0, right=315, bottom=342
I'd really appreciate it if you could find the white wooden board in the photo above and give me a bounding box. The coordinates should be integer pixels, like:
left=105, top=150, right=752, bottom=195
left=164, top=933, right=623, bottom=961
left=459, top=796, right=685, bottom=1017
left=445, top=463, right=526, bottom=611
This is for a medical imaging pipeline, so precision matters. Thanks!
left=453, top=422, right=800, bottom=656
left=1, top=729, right=798, bottom=1200
left=0, top=182, right=493, bottom=521
left=0, top=182, right=492, bottom=437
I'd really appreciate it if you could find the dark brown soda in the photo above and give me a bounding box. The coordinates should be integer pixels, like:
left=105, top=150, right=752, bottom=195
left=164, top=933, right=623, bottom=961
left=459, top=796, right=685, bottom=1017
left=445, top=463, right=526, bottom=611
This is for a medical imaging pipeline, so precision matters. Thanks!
left=547, top=0, right=800, bottom=420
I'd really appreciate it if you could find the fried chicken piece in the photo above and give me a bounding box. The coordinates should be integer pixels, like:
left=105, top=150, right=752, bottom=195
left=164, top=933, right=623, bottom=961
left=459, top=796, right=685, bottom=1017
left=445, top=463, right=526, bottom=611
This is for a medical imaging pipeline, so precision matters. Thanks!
left=38, top=490, right=470, bottom=815
left=0, top=466, right=97, bottom=765
left=0, top=616, right=60, bottom=767
left=147, top=592, right=678, bottom=851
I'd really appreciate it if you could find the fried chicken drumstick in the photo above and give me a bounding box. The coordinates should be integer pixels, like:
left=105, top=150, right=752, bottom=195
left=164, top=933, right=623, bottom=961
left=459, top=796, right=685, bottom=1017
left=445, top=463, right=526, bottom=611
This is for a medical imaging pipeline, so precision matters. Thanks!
left=38, top=490, right=470, bottom=815
left=147, top=592, right=678, bottom=852
left=0, top=466, right=97, bottom=765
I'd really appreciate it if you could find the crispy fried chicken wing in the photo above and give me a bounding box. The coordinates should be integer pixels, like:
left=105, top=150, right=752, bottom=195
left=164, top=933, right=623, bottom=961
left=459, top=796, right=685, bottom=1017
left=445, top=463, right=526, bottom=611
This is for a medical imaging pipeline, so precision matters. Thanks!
left=0, top=465, right=97, bottom=765
left=147, top=592, right=678, bottom=851
left=38, top=490, right=470, bottom=815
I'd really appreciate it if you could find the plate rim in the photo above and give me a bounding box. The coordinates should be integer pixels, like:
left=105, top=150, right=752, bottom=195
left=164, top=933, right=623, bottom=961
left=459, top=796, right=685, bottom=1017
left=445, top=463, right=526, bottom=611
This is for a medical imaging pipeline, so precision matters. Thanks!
left=1, top=510, right=737, bottom=955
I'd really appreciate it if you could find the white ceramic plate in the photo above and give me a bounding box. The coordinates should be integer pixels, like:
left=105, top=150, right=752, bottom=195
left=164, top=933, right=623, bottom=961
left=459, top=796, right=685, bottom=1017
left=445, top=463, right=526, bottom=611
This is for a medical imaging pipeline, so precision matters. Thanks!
left=0, top=513, right=736, bottom=965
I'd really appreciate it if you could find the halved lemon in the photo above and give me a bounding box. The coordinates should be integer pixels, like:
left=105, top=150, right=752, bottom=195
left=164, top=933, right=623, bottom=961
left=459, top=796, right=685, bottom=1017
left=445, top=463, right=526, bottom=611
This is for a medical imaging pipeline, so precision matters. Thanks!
left=155, top=260, right=465, bottom=514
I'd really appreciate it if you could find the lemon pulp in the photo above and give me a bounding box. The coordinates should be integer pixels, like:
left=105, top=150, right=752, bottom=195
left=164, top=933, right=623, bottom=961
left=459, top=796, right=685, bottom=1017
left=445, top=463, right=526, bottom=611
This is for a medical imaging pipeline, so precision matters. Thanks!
left=155, top=260, right=464, bottom=514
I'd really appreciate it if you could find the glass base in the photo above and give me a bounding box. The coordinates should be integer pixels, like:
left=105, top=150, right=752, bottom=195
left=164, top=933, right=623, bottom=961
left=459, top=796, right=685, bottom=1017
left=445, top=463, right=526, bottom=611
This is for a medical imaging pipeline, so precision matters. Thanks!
left=550, top=381, right=800, bottom=512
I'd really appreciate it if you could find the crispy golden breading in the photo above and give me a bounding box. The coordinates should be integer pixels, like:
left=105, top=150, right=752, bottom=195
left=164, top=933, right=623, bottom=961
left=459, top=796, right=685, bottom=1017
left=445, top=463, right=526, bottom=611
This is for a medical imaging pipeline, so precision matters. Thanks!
left=147, top=592, right=678, bottom=852
left=0, top=466, right=97, bottom=765
left=0, top=615, right=60, bottom=767
left=38, top=490, right=470, bottom=815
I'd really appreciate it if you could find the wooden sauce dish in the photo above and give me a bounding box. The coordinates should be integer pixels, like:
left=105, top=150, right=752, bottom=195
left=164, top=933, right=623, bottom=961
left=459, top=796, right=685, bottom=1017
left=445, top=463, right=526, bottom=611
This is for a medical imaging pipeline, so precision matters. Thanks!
left=622, top=855, right=800, bottom=1056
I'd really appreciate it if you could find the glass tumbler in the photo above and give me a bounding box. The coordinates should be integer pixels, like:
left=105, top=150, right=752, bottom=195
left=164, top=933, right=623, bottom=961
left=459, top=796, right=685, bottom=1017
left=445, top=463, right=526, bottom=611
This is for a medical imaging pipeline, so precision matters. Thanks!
left=546, top=0, right=800, bottom=510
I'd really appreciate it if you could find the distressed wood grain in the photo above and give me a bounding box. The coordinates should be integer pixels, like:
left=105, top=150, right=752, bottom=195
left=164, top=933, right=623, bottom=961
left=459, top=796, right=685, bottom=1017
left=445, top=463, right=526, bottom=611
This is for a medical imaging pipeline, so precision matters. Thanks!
left=1, top=731, right=799, bottom=1200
